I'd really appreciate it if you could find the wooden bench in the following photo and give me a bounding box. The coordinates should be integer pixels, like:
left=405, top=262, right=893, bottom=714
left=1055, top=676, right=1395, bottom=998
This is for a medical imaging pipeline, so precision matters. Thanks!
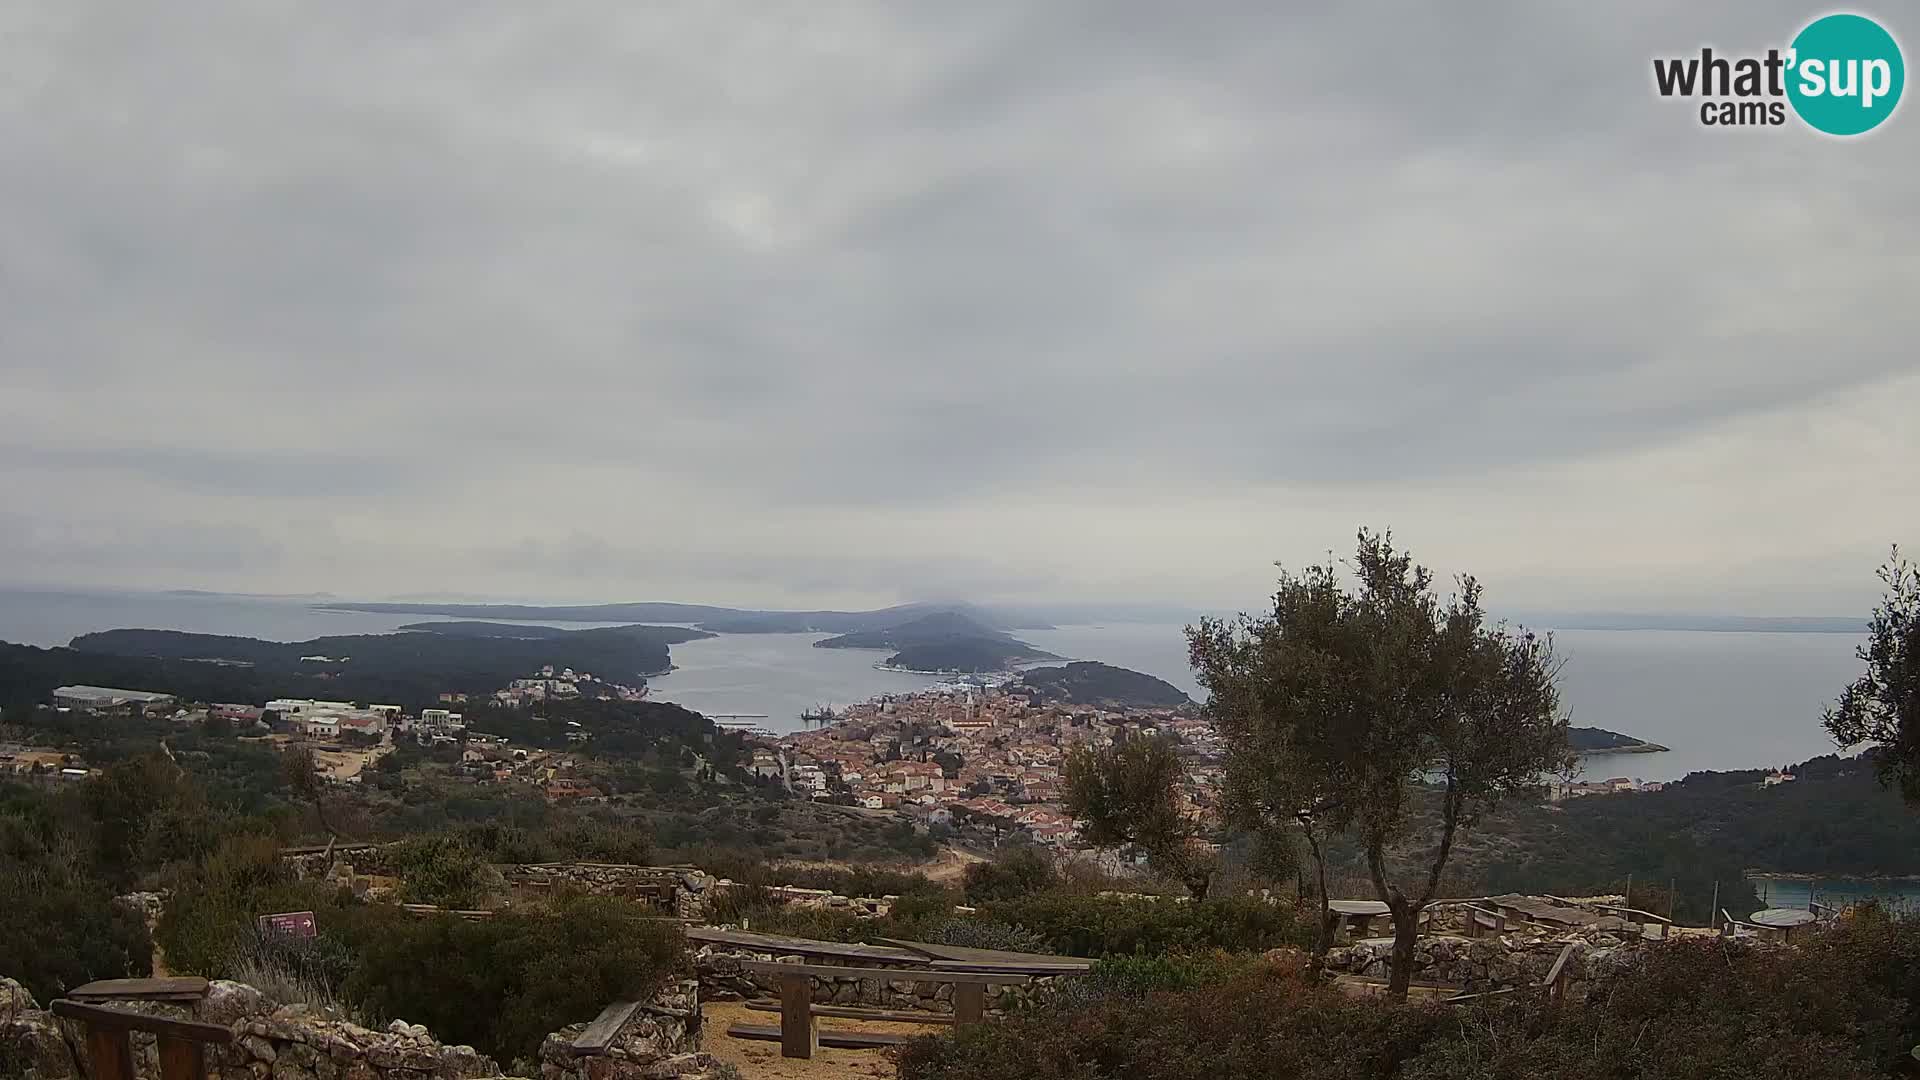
left=744, top=1000, right=956, bottom=1025
left=50, top=1000, right=234, bottom=1080
left=734, top=961, right=1031, bottom=1059
left=69, top=978, right=210, bottom=1004
left=1592, top=904, right=1673, bottom=940
left=1458, top=904, right=1510, bottom=937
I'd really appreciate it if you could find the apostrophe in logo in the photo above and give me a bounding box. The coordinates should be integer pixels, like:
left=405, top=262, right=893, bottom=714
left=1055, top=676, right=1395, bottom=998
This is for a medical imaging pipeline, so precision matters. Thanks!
left=1651, top=12, right=1904, bottom=135
left=1786, top=14, right=1904, bottom=135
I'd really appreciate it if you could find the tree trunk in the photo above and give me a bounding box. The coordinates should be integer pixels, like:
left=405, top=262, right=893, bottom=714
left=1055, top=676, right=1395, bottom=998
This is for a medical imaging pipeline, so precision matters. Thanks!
left=1304, top=828, right=1333, bottom=959
left=1386, top=900, right=1421, bottom=1002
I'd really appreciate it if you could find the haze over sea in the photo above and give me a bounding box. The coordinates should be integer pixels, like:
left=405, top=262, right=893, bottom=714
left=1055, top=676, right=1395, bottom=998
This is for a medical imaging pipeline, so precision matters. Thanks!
left=0, top=587, right=1869, bottom=784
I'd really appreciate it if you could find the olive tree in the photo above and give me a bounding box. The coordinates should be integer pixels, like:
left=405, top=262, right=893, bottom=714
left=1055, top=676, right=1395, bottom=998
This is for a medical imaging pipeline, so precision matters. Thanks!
left=1195, top=530, right=1568, bottom=1000
left=1190, top=576, right=1350, bottom=958
left=1824, top=546, right=1920, bottom=803
left=1063, top=734, right=1211, bottom=897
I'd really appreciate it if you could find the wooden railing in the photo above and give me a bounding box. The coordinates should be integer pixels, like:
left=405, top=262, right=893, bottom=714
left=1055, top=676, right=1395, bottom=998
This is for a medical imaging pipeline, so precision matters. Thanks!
left=49, top=1000, right=233, bottom=1080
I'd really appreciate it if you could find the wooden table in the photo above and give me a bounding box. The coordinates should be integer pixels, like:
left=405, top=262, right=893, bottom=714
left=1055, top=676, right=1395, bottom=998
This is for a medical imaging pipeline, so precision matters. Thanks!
left=735, top=960, right=1030, bottom=1059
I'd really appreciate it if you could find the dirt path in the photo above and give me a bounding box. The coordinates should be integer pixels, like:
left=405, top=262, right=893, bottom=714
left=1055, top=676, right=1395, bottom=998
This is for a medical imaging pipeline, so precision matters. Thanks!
left=702, top=1001, right=931, bottom=1080
left=921, top=845, right=986, bottom=885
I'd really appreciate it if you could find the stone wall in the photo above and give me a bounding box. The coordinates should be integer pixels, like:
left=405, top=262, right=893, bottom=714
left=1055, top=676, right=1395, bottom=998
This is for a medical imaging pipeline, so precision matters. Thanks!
left=535, top=980, right=717, bottom=1080
left=281, top=846, right=718, bottom=921
left=1322, top=926, right=1641, bottom=999
left=0, top=976, right=729, bottom=1080
left=500, top=865, right=715, bottom=921
left=691, top=944, right=1045, bottom=1015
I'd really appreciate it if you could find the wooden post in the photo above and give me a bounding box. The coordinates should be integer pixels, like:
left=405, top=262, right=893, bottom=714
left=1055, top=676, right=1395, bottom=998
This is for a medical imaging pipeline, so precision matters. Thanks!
left=1710, top=881, right=1720, bottom=932
left=778, top=972, right=817, bottom=1060
left=156, top=1036, right=206, bottom=1080
left=953, top=982, right=986, bottom=1027
left=86, top=1027, right=136, bottom=1080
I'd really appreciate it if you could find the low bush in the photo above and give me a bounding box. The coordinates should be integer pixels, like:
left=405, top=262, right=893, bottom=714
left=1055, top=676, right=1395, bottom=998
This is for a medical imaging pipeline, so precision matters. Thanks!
left=0, top=805, right=152, bottom=1001
left=385, top=834, right=502, bottom=909
left=901, top=914, right=1920, bottom=1080
left=976, top=891, right=1308, bottom=957
left=343, top=895, right=686, bottom=1064
left=962, top=847, right=1059, bottom=904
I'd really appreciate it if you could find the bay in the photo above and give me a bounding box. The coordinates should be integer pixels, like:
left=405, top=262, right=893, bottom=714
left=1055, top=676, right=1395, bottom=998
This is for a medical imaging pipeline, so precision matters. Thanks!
left=0, top=590, right=1870, bottom=782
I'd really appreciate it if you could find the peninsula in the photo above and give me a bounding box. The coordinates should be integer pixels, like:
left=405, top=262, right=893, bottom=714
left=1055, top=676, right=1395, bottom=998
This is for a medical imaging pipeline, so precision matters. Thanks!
left=1568, top=726, right=1670, bottom=754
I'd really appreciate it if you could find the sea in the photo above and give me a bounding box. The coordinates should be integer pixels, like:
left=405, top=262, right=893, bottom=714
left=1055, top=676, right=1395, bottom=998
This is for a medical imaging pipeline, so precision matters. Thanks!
left=3, top=585, right=1905, bottom=903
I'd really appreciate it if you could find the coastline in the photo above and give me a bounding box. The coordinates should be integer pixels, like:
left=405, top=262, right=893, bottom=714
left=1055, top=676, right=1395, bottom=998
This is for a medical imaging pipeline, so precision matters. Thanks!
left=1576, top=742, right=1671, bottom=756
left=1746, top=871, right=1920, bottom=883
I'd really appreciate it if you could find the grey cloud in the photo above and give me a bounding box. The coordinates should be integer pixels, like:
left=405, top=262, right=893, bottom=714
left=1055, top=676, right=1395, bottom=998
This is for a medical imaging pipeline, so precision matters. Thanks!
left=0, top=0, right=1915, bottom=611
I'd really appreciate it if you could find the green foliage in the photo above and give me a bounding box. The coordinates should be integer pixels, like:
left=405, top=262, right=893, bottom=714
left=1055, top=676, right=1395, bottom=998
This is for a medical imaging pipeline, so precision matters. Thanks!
left=1071, top=949, right=1259, bottom=1000
left=154, top=833, right=345, bottom=979
left=900, top=967, right=1443, bottom=1080
left=386, top=834, right=501, bottom=909
left=0, top=797, right=152, bottom=1001
left=963, top=847, right=1060, bottom=904
left=975, top=892, right=1309, bottom=957
left=86, top=752, right=219, bottom=883
left=342, top=896, right=686, bottom=1063
left=902, top=914, right=1920, bottom=1080
left=1063, top=736, right=1206, bottom=896
left=1190, top=529, right=1570, bottom=998
left=1825, top=546, right=1920, bottom=803
left=916, top=917, right=1051, bottom=955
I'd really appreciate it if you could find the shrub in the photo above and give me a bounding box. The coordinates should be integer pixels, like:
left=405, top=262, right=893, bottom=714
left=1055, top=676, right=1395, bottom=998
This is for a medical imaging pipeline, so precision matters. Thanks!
left=0, top=808, right=152, bottom=1001
left=154, top=834, right=347, bottom=979
left=342, top=895, right=686, bottom=1063
left=386, top=834, right=502, bottom=909
left=976, top=891, right=1308, bottom=957
left=918, top=917, right=1052, bottom=956
left=899, top=967, right=1444, bottom=1080
left=963, top=847, right=1059, bottom=904
left=902, top=918, right=1920, bottom=1080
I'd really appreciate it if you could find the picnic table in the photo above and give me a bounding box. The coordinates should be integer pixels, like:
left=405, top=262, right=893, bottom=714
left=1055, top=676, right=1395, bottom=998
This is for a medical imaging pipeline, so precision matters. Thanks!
left=732, top=960, right=1031, bottom=1059
left=1748, top=908, right=1818, bottom=942
left=1327, top=900, right=1392, bottom=939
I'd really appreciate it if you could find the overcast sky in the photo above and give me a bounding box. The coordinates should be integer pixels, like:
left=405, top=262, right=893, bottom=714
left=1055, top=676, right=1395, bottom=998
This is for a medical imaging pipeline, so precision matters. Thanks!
left=2, top=1, right=1915, bottom=616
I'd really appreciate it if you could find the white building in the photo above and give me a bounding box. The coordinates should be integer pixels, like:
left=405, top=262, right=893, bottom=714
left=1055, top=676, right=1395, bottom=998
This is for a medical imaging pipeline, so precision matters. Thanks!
left=53, top=686, right=175, bottom=711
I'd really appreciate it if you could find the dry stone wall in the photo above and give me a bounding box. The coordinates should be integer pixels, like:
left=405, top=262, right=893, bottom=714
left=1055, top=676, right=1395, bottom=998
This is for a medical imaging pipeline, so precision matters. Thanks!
left=1322, top=925, right=1641, bottom=999
left=500, top=865, right=715, bottom=921
left=535, top=981, right=718, bottom=1080
left=0, top=976, right=729, bottom=1080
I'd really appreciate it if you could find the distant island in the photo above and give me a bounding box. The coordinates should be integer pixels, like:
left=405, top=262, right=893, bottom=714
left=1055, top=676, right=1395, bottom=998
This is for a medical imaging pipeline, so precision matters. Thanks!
left=1568, top=726, right=1670, bottom=754
left=815, top=611, right=1059, bottom=674
left=0, top=622, right=714, bottom=709
left=1017, top=661, right=1191, bottom=708
left=318, top=599, right=1053, bottom=633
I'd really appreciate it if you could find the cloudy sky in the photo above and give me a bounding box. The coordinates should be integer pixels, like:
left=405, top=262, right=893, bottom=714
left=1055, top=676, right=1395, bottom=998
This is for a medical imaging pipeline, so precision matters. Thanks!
left=2, top=1, right=1915, bottom=615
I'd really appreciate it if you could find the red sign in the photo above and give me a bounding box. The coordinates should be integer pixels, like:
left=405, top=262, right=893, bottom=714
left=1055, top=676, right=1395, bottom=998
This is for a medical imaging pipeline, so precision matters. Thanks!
left=257, top=911, right=317, bottom=939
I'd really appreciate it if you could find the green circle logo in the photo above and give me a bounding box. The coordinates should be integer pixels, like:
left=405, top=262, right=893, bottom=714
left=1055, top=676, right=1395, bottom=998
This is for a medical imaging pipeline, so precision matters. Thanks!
left=1787, top=14, right=1904, bottom=135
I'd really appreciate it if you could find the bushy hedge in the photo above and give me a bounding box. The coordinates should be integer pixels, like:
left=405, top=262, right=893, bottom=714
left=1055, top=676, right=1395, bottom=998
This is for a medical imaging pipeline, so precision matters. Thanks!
left=0, top=797, right=153, bottom=1001
left=153, top=835, right=687, bottom=1065
left=901, top=913, right=1920, bottom=1080
left=975, top=892, right=1309, bottom=957
left=727, top=889, right=1306, bottom=961
left=344, top=896, right=685, bottom=1065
